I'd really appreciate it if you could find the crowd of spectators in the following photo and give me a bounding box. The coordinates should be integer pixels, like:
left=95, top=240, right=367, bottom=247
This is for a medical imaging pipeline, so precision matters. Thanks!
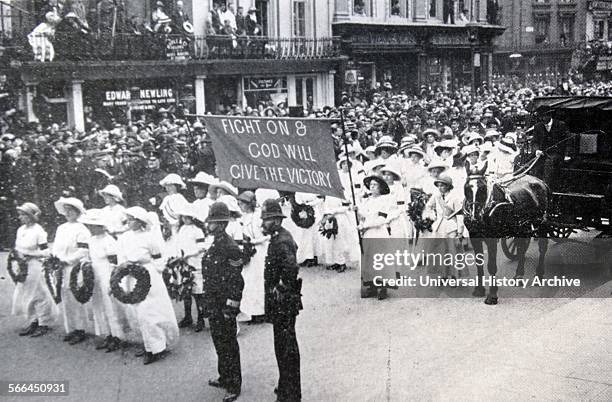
left=1, top=76, right=612, bottom=249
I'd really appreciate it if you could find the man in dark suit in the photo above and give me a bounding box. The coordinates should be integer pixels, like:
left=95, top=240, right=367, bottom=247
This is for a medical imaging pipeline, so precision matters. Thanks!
left=531, top=111, right=570, bottom=191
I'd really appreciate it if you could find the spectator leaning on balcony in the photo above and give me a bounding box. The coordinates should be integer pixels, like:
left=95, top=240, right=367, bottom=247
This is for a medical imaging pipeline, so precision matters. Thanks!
left=28, top=11, right=61, bottom=62
left=96, top=0, right=116, bottom=34
left=171, top=0, right=192, bottom=34
left=246, top=7, right=260, bottom=36
left=152, top=1, right=172, bottom=33
left=219, top=2, right=236, bottom=31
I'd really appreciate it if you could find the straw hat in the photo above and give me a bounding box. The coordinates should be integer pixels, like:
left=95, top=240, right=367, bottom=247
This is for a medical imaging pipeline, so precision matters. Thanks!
left=189, top=171, right=218, bottom=186
left=463, top=131, right=484, bottom=146
left=99, top=184, right=124, bottom=202
left=404, top=145, right=425, bottom=158
left=54, top=197, right=86, bottom=216
left=16, top=202, right=41, bottom=221
left=237, top=191, right=257, bottom=208
left=176, top=203, right=200, bottom=220
left=125, top=206, right=153, bottom=227
left=218, top=194, right=242, bottom=216
left=433, top=139, right=458, bottom=152
left=497, top=137, right=517, bottom=154
left=427, top=159, right=449, bottom=171
left=211, top=180, right=238, bottom=197
left=78, top=209, right=108, bottom=227
left=461, top=144, right=480, bottom=157
left=159, top=173, right=186, bottom=189
left=380, top=164, right=402, bottom=181
left=434, top=173, right=454, bottom=190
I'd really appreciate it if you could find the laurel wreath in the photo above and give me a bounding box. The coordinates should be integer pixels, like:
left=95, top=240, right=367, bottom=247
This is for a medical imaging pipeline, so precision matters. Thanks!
left=43, top=256, right=64, bottom=304
left=319, top=216, right=339, bottom=239
left=241, top=235, right=257, bottom=265
left=162, top=255, right=195, bottom=301
left=291, top=203, right=316, bottom=229
left=69, top=261, right=95, bottom=304
left=6, top=250, right=28, bottom=284
left=110, top=263, right=151, bottom=304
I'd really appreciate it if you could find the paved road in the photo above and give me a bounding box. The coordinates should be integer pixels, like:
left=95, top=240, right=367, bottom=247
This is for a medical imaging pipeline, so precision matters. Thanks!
left=0, top=236, right=610, bottom=402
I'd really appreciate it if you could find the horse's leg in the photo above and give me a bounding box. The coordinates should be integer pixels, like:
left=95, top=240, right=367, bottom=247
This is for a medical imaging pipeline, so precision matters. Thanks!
left=471, top=238, right=486, bottom=297
left=536, top=237, right=548, bottom=279
left=484, top=238, right=499, bottom=305
left=514, top=237, right=530, bottom=279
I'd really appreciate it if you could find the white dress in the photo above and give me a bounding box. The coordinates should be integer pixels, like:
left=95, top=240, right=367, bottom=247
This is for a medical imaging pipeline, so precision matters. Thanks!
left=359, top=195, right=391, bottom=239
left=52, top=222, right=91, bottom=334
left=320, top=197, right=353, bottom=266
left=159, top=193, right=189, bottom=257
left=174, top=224, right=206, bottom=294
left=11, top=223, right=55, bottom=326
left=88, top=233, right=125, bottom=339
left=192, top=197, right=213, bottom=223
left=294, top=192, right=322, bottom=264
left=387, top=184, right=412, bottom=239
left=101, top=204, right=128, bottom=236
left=117, top=229, right=179, bottom=354
left=240, top=211, right=268, bottom=317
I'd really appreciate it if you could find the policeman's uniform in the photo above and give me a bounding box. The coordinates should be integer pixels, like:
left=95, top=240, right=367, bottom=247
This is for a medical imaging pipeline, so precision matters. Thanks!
left=261, top=199, right=303, bottom=402
left=202, top=202, right=244, bottom=400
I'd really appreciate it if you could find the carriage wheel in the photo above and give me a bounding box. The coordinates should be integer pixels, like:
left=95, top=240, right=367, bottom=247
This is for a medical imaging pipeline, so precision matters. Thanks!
left=549, top=225, right=573, bottom=240
left=501, top=237, right=529, bottom=261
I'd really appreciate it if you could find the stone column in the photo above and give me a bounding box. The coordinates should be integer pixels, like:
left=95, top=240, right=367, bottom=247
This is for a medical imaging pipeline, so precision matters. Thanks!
left=24, top=82, right=38, bottom=123
left=327, top=70, right=336, bottom=107
left=66, top=80, right=85, bottom=132
left=195, top=75, right=206, bottom=115
left=287, top=74, right=297, bottom=107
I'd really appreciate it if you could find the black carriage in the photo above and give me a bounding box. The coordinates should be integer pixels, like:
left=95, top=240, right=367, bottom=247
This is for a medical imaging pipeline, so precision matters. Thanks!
left=502, top=96, right=612, bottom=260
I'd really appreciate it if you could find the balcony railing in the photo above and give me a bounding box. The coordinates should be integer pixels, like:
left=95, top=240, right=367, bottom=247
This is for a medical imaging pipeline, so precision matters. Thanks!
left=24, top=33, right=342, bottom=63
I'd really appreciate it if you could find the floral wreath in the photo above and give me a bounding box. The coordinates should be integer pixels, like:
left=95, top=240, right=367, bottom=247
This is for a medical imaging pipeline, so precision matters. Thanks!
left=163, top=254, right=195, bottom=301
left=291, top=202, right=316, bottom=229
left=241, top=235, right=257, bottom=266
left=110, top=263, right=151, bottom=304
left=408, top=189, right=434, bottom=233
left=43, top=256, right=64, bottom=304
left=6, top=250, right=28, bottom=284
left=69, top=261, right=95, bottom=304
left=319, top=215, right=339, bottom=239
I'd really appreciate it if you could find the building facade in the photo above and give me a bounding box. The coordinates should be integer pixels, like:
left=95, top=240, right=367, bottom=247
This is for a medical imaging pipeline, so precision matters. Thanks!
left=494, top=0, right=612, bottom=79
left=332, top=0, right=504, bottom=93
left=2, top=0, right=344, bottom=130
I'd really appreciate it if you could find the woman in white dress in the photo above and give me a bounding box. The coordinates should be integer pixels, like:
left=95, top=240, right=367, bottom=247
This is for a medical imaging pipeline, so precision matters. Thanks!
left=118, top=206, right=179, bottom=365
left=78, top=209, right=125, bottom=352
left=159, top=173, right=189, bottom=256
left=237, top=191, right=269, bottom=323
left=11, top=203, right=55, bottom=337
left=52, top=197, right=91, bottom=345
left=358, top=175, right=393, bottom=299
left=174, top=204, right=207, bottom=332
left=423, top=174, right=466, bottom=281
left=380, top=164, right=411, bottom=239
left=99, top=184, right=128, bottom=238
left=320, top=196, right=354, bottom=272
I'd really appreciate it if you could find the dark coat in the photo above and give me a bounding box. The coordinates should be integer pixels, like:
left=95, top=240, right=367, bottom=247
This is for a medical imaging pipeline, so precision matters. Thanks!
left=264, top=226, right=302, bottom=317
left=201, top=231, right=244, bottom=313
left=531, top=119, right=570, bottom=156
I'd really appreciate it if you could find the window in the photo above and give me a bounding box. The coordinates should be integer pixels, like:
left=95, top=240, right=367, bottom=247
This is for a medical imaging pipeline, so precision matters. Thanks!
left=534, top=17, right=550, bottom=44
left=391, top=0, right=401, bottom=16
left=609, top=18, right=612, bottom=41
left=293, top=0, right=306, bottom=37
left=559, top=16, right=574, bottom=44
left=430, top=0, right=436, bottom=18
left=594, top=20, right=605, bottom=40
left=354, top=0, right=367, bottom=16
left=255, top=0, right=269, bottom=36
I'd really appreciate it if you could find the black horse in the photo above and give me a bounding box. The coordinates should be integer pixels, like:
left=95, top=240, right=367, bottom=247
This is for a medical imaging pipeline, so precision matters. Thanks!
left=463, top=161, right=550, bottom=305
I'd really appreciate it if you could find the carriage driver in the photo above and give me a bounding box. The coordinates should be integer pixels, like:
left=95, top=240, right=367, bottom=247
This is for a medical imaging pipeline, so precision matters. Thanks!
left=530, top=109, right=571, bottom=191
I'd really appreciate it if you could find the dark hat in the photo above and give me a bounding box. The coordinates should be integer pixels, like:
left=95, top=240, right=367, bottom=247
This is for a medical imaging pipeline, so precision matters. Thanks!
left=363, top=175, right=390, bottom=195
left=206, top=202, right=231, bottom=223
left=260, top=199, right=286, bottom=220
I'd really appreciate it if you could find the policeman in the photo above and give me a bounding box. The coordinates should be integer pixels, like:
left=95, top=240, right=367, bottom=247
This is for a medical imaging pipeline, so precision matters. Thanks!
left=202, top=202, right=244, bottom=402
left=261, top=199, right=303, bottom=402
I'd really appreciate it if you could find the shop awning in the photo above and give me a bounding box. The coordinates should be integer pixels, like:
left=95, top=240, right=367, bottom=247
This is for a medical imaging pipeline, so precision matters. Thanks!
left=530, top=96, right=612, bottom=112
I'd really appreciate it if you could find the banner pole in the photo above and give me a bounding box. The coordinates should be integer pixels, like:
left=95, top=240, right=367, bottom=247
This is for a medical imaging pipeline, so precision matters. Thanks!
left=340, top=108, right=363, bottom=254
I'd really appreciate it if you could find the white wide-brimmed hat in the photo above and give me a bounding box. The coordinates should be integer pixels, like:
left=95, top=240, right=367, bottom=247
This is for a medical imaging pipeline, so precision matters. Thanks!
left=176, top=203, right=200, bottom=220
left=54, top=197, right=86, bottom=216
left=125, top=206, right=153, bottom=227
left=211, top=180, right=238, bottom=197
left=462, top=144, right=480, bottom=157
left=16, top=202, right=41, bottom=221
left=218, top=194, right=242, bottom=216
left=380, top=164, right=402, bottom=181
left=78, top=209, right=108, bottom=227
left=427, top=159, right=449, bottom=171
left=159, top=173, right=186, bottom=189
left=99, top=184, right=124, bottom=202
left=189, top=172, right=218, bottom=186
